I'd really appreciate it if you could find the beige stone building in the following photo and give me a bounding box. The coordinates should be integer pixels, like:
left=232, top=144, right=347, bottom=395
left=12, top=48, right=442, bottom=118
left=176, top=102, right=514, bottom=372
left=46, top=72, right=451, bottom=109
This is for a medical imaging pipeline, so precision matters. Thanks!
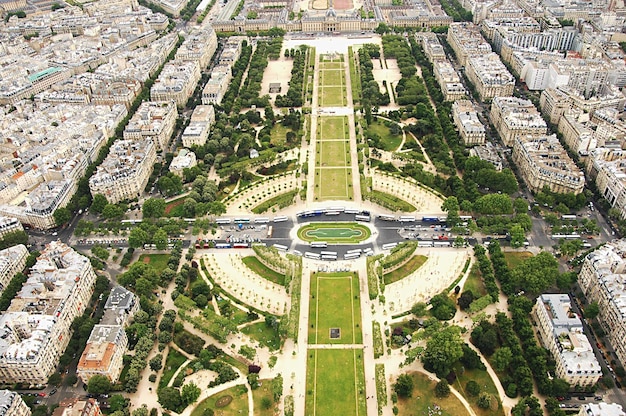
left=202, top=66, right=232, bottom=105
left=558, top=110, right=597, bottom=155
left=0, top=390, right=30, bottom=416
left=0, top=242, right=96, bottom=384
left=0, top=245, right=28, bottom=297
left=52, top=398, right=101, bottom=416
left=175, top=26, right=218, bottom=69
left=466, top=53, right=515, bottom=101
left=452, top=100, right=485, bottom=145
left=151, top=60, right=201, bottom=108
left=182, top=105, right=215, bottom=147
left=512, top=134, right=585, bottom=194
left=0, top=216, right=22, bottom=239
left=123, top=101, right=177, bottom=151
left=77, top=326, right=127, bottom=383
left=490, top=96, right=547, bottom=147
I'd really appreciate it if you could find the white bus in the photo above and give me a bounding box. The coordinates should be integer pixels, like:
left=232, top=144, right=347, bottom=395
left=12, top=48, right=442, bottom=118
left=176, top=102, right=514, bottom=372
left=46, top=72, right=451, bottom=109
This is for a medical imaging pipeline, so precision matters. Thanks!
left=399, top=216, right=416, bottom=222
left=346, top=249, right=362, bottom=255
left=561, top=215, right=577, bottom=221
left=273, top=216, right=288, bottom=223
left=378, top=214, right=396, bottom=221
left=254, top=217, right=270, bottom=224
left=325, top=211, right=341, bottom=216
left=344, top=252, right=361, bottom=260
left=551, top=233, right=581, bottom=239
left=382, top=242, right=398, bottom=250
left=234, top=218, right=250, bottom=223
left=320, top=251, right=338, bottom=257
left=310, top=241, right=328, bottom=248
left=355, top=214, right=371, bottom=222
left=273, top=244, right=288, bottom=251
left=322, top=254, right=338, bottom=261
left=434, top=241, right=451, bottom=247
left=345, top=209, right=360, bottom=214
left=293, top=250, right=303, bottom=256
left=329, top=206, right=345, bottom=212
left=216, top=218, right=231, bottom=224
left=304, top=252, right=321, bottom=260
left=267, top=226, right=273, bottom=238
left=418, top=241, right=434, bottom=247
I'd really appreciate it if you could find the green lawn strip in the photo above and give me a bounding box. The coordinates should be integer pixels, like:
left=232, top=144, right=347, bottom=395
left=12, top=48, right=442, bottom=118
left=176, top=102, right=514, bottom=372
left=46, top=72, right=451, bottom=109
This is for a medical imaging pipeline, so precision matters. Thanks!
left=368, top=120, right=402, bottom=152
left=383, top=255, right=428, bottom=285
left=348, top=46, right=361, bottom=104
left=252, top=379, right=279, bottom=416
left=462, top=263, right=487, bottom=297
left=319, top=86, right=345, bottom=106
left=190, top=384, right=248, bottom=416
left=159, top=348, right=187, bottom=388
left=502, top=251, right=533, bottom=269
left=452, top=363, right=505, bottom=416
left=396, top=372, right=470, bottom=416
left=251, top=190, right=297, bottom=214
left=138, top=253, right=170, bottom=273
left=242, top=256, right=285, bottom=286
left=318, top=116, right=348, bottom=139
left=372, top=321, right=384, bottom=359
left=316, top=168, right=352, bottom=200
left=368, top=190, right=416, bottom=212
left=221, top=354, right=250, bottom=374
left=297, top=222, right=371, bottom=244
left=375, top=364, right=387, bottom=414
left=305, top=349, right=365, bottom=416
left=164, top=195, right=187, bottom=217
left=270, top=123, right=290, bottom=146
left=308, top=272, right=362, bottom=344
left=240, top=321, right=281, bottom=351
left=319, top=140, right=349, bottom=166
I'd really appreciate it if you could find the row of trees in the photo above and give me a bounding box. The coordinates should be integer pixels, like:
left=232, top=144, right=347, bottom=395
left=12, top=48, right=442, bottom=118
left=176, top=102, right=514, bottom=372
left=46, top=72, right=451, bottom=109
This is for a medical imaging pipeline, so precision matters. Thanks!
left=275, top=46, right=308, bottom=107
left=358, top=44, right=390, bottom=109
left=237, top=37, right=283, bottom=109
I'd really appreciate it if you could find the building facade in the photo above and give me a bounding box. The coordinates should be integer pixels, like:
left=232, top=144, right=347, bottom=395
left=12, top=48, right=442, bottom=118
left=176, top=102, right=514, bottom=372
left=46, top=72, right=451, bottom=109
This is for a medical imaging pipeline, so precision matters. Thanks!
left=123, top=101, right=177, bottom=152
left=490, top=96, right=548, bottom=147
left=0, top=245, right=28, bottom=296
left=452, top=100, right=486, bottom=145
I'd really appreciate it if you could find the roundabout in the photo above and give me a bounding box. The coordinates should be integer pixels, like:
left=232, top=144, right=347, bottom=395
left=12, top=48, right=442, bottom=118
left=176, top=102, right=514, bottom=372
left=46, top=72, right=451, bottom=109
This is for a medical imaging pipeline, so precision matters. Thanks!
left=297, top=222, right=371, bottom=244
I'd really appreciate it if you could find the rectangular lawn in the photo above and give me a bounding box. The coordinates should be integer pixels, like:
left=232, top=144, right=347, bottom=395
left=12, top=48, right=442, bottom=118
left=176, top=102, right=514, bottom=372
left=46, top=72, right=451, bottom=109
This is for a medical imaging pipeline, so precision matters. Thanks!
left=138, top=254, right=170, bottom=273
left=320, top=69, right=344, bottom=86
left=306, top=349, right=366, bottom=416
left=319, top=86, right=345, bottom=106
left=315, top=168, right=352, bottom=200
left=317, top=140, right=349, bottom=167
left=318, top=116, right=347, bottom=139
left=308, top=273, right=362, bottom=344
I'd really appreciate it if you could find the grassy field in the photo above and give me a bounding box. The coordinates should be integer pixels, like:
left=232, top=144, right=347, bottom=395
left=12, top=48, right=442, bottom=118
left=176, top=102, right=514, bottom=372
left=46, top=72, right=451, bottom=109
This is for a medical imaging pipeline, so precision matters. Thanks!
left=368, top=120, right=403, bottom=152
left=251, top=190, right=297, bottom=214
left=452, top=363, right=505, bottom=416
left=308, top=272, right=362, bottom=344
left=396, top=372, right=471, bottom=416
left=270, top=123, right=291, bottom=146
left=319, top=85, right=345, bottom=106
left=138, top=254, right=170, bottom=273
left=383, top=255, right=428, bottom=284
left=164, top=195, right=186, bottom=217
left=503, top=251, right=533, bottom=269
left=317, top=140, right=349, bottom=166
left=462, top=263, right=487, bottom=297
left=252, top=379, right=279, bottom=416
left=159, top=348, right=187, bottom=388
left=297, top=222, right=371, bottom=243
left=190, top=384, right=248, bottom=416
left=318, top=116, right=347, bottom=139
left=320, top=69, right=345, bottom=86
left=315, top=168, right=352, bottom=200
left=241, top=321, right=281, bottom=351
left=242, top=256, right=285, bottom=286
left=368, top=190, right=416, bottom=212
left=305, top=349, right=366, bottom=416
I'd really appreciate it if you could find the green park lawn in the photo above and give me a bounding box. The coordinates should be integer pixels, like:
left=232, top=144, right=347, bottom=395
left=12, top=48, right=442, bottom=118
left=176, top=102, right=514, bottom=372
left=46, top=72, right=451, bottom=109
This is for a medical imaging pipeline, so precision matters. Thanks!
left=297, top=222, right=371, bottom=243
left=138, top=253, right=170, bottom=273
left=503, top=251, right=533, bottom=269
left=252, top=380, right=279, bottom=416
left=191, top=384, right=248, bottom=416
left=305, top=349, right=366, bottom=416
left=269, top=123, right=291, bottom=146
left=317, top=140, right=349, bottom=166
left=396, top=372, right=470, bottom=416
left=452, top=364, right=505, bottom=416
left=241, top=321, right=281, bottom=351
left=462, top=263, right=488, bottom=297
left=368, top=120, right=403, bottom=152
left=315, top=168, right=352, bottom=200
left=159, top=348, right=187, bottom=388
left=383, top=255, right=428, bottom=285
left=319, top=86, right=345, bottom=106
left=308, top=272, right=362, bottom=344
left=318, top=116, right=347, bottom=139
left=320, top=69, right=345, bottom=86
left=242, top=256, right=285, bottom=286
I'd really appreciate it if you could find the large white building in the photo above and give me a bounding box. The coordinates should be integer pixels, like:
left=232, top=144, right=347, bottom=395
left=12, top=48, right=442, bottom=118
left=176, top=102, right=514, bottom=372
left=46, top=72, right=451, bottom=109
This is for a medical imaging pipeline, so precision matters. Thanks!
left=175, top=26, right=218, bottom=69
left=452, top=100, right=486, bottom=145
left=123, top=101, right=177, bottom=152
left=0, top=217, right=23, bottom=239
left=202, top=65, right=232, bottom=105
left=466, top=53, right=515, bottom=101
left=0, top=390, right=30, bottom=416
left=579, top=240, right=626, bottom=368
left=182, top=105, right=215, bottom=147
left=0, top=242, right=96, bottom=384
left=490, top=96, right=548, bottom=147
left=578, top=403, right=626, bottom=416
left=150, top=60, right=201, bottom=108
left=0, top=245, right=28, bottom=296
left=533, top=294, right=602, bottom=387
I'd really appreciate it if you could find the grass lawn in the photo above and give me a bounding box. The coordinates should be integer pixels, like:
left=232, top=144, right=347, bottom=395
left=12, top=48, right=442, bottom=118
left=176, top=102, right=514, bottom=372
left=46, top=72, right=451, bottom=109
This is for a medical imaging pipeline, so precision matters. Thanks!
left=241, top=321, right=281, bottom=351
left=462, top=263, right=487, bottom=297
left=452, top=363, right=505, bottom=416
left=164, top=195, right=186, bottom=217
left=297, top=222, right=371, bottom=244
left=252, top=380, right=279, bottom=416
left=270, top=123, right=291, bottom=146
left=251, top=190, right=297, bottom=214
left=190, top=384, right=248, bottom=416
left=396, top=372, right=470, bottom=416
left=315, top=168, right=352, bottom=200
left=319, top=86, right=345, bottom=106
left=319, top=59, right=343, bottom=65
left=242, top=256, right=285, bottom=286
left=369, top=190, right=416, bottom=212
left=503, top=251, right=533, bottom=269
left=308, top=272, right=362, bottom=344
left=159, top=348, right=187, bottom=388
left=317, top=140, right=349, bottom=166
left=138, top=253, right=170, bottom=273
left=383, top=255, right=428, bottom=284
left=368, top=120, right=403, bottom=152
left=305, top=349, right=366, bottom=416
left=318, top=116, right=348, bottom=139
left=320, top=69, right=345, bottom=86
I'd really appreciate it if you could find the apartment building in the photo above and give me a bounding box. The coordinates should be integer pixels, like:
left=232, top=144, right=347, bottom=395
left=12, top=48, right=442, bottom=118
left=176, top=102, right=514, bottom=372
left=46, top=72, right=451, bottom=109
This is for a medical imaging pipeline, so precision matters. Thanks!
left=202, top=65, right=232, bottom=105
left=77, top=325, right=127, bottom=383
left=579, top=240, right=626, bottom=375
left=169, top=149, right=197, bottom=177
left=219, top=37, right=246, bottom=66
left=466, top=53, right=515, bottom=101
left=558, top=110, right=597, bottom=154
left=0, top=217, right=23, bottom=238
left=578, top=403, right=626, bottom=416
left=490, top=96, right=547, bottom=146
left=175, top=26, right=218, bottom=69
left=52, top=398, right=101, bottom=416
left=123, top=101, right=177, bottom=151
left=433, top=61, right=467, bottom=101
left=0, top=245, right=28, bottom=296
left=89, top=139, right=156, bottom=204
left=452, top=100, right=486, bottom=145
left=593, top=158, right=626, bottom=219
left=469, top=142, right=506, bottom=170
left=103, top=286, right=139, bottom=326
left=420, top=33, right=446, bottom=62
left=151, top=60, right=201, bottom=108
left=533, top=294, right=601, bottom=387
left=0, top=390, right=30, bottom=416
left=446, top=22, right=492, bottom=67
left=512, top=134, right=585, bottom=194
left=182, top=105, right=215, bottom=147
left=0, top=242, right=96, bottom=384
left=540, top=87, right=574, bottom=124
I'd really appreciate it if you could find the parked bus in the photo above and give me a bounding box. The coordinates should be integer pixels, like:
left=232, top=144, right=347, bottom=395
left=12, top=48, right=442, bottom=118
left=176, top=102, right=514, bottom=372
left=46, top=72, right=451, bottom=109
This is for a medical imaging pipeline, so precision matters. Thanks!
left=233, top=243, right=249, bottom=248
left=267, top=226, right=273, bottom=238
left=418, top=240, right=434, bottom=247
left=234, top=218, right=250, bottom=223
left=422, top=216, right=439, bottom=222
left=215, top=243, right=232, bottom=248
left=399, top=216, right=416, bottom=223
left=273, top=216, right=288, bottom=222
left=345, top=209, right=360, bottom=214
left=346, top=249, right=362, bottom=255
left=355, top=214, right=371, bottom=222
left=325, top=211, right=341, bottom=216
left=273, top=244, right=288, bottom=251
left=304, top=252, right=321, bottom=260
left=459, top=215, right=473, bottom=221
left=551, top=233, right=582, bottom=239
left=344, top=252, right=361, bottom=260
left=254, top=217, right=270, bottom=224
left=434, top=241, right=451, bottom=247
left=322, top=254, right=338, bottom=261
left=310, top=241, right=328, bottom=248
left=378, top=214, right=396, bottom=221
left=293, top=250, right=303, bottom=256
left=320, top=251, right=338, bottom=257
left=329, top=206, right=345, bottom=212
left=561, top=215, right=577, bottom=221
left=382, top=242, right=398, bottom=250
left=216, top=218, right=231, bottom=224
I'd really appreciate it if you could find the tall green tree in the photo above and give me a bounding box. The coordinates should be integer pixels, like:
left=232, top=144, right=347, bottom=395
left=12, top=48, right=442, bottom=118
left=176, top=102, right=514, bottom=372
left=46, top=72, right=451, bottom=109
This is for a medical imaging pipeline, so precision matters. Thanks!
left=53, top=207, right=72, bottom=226
left=153, top=229, right=168, bottom=250
left=87, top=374, right=112, bottom=394
left=181, top=383, right=201, bottom=405
left=422, top=326, right=464, bottom=377
left=143, top=198, right=166, bottom=218
left=91, top=194, right=108, bottom=214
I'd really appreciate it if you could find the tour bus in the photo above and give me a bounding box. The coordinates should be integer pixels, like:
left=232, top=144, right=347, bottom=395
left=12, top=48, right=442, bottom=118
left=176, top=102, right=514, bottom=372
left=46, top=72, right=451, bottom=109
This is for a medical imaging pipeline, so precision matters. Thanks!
left=328, top=206, right=345, bottom=212
left=583, top=242, right=592, bottom=248
left=434, top=241, right=451, bottom=247
left=382, top=242, right=398, bottom=250
left=216, top=218, right=232, bottom=224
left=355, top=214, right=371, bottom=222
left=551, top=233, right=582, bottom=239
left=293, top=250, right=303, bottom=256
left=215, top=243, right=232, bottom=249
left=310, top=241, right=328, bottom=248
left=399, top=216, right=416, bottom=223
left=421, top=216, right=439, bottom=223
left=273, top=216, right=288, bottom=223
left=267, top=226, right=273, bottom=238
left=363, top=248, right=374, bottom=256
left=234, top=218, right=250, bottom=224
left=418, top=240, right=434, bottom=247
left=561, top=215, right=577, bottom=221
left=304, top=252, right=322, bottom=260
left=459, top=215, right=473, bottom=221
left=344, top=252, right=361, bottom=260
left=320, top=251, right=338, bottom=257
left=378, top=214, right=396, bottom=221
left=233, top=243, right=249, bottom=248
left=325, top=211, right=341, bottom=216
left=322, top=254, right=338, bottom=261
left=346, top=249, right=362, bottom=255
left=254, top=217, right=270, bottom=224
left=345, top=209, right=360, bottom=214
left=273, top=244, right=288, bottom=251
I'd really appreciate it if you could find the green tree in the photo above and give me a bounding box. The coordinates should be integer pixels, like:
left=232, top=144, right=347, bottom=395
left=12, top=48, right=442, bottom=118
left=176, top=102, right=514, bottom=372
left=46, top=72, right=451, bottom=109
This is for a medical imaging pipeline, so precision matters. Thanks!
left=393, top=374, right=414, bottom=397
left=430, top=293, right=456, bottom=320
left=91, top=194, right=108, bottom=214
left=109, top=395, right=128, bottom=413
left=143, top=198, right=166, bottom=218
left=466, top=380, right=480, bottom=396
left=102, top=204, right=124, bottom=219
left=149, top=354, right=163, bottom=371
left=434, top=379, right=450, bottom=397
left=584, top=301, right=600, bottom=320
left=181, top=382, right=201, bottom=405
left=48, top=372, right=62, bottom=386
left=158, top=386, right=182, bottom=411
left=513, top=198, right=529, bottom=214
left=153, top=229, right=168, bottom=250
left=491, top=347, right=512, bottom=372
left=422, top=326, right=464, bottom=377
left=477, top=392, right=492, bottom=409
left=88, top=374, right=112, bottom=394
left=132, top=406, right=149, bottom=416
left=510, top=251, right=559, bottom=295
left=53, top=207, right=72, bottom=226
left=128, top=228, right=148, bottom=249
left=411, top=302, right=428, bottom=317
left=509, top=224, right=526, bottom=248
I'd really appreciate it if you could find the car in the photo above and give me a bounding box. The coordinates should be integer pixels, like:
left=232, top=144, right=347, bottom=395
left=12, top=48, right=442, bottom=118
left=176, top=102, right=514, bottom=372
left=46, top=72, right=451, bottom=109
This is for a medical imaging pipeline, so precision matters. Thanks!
left=38, top=393, right=46, bottom=397
left=595, top=396, right=602, bottom=401
left=578, top=396, right=586, bottom=400
left=49, top=388, right=57, bottom=396
left=557, top=397, right=565, bottom=401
